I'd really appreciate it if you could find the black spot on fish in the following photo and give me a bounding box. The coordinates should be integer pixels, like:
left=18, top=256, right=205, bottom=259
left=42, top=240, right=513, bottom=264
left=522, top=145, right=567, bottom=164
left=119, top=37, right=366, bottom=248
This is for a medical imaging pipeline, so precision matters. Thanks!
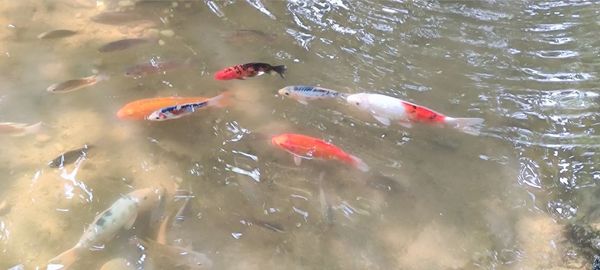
left=96, top=217, right=106, bottom=226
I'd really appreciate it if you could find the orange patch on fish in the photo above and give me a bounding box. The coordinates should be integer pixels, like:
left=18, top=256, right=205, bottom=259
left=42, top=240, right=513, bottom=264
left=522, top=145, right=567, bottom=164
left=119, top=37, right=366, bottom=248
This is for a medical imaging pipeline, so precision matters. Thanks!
left=117, top=96, right=211, bottom=120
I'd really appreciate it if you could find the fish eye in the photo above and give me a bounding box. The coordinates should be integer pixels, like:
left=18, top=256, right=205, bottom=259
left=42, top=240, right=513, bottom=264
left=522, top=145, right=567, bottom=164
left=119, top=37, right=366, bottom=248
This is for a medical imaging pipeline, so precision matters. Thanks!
left=355, top=102, right=360, bottom=106
left=285, top=92, right=290, bottom=96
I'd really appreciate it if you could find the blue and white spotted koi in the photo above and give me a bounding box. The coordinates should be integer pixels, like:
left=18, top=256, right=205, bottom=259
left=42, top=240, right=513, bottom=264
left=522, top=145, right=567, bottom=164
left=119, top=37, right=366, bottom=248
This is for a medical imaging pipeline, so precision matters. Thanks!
left=278, top=85, right=343, bottom=105
left=48, top=187, right=164, bottom=269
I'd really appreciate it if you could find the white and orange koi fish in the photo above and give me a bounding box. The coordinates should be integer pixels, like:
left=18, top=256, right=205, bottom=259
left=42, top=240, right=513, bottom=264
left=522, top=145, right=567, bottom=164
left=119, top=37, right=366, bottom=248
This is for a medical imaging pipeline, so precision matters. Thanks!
left=346, top=93, right=484, bottom=135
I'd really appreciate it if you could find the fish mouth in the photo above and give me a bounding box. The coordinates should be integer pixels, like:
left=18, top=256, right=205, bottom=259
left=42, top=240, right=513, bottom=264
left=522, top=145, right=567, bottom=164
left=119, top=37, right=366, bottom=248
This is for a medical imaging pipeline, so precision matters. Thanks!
left=271, top=135, right=286, bottom=146
left=116, top=108, right=131, bottom=119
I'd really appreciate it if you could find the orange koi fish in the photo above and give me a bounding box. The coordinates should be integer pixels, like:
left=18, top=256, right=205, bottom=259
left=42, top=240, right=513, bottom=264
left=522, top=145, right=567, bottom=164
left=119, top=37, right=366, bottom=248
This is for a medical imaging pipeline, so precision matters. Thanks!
left=117, top=93, right=229, bottom=121
left=271, top=133, right=369, bottom=172
left=346, top=93, right=484, bottom=135
left=214, top=62, right=286, bottom=80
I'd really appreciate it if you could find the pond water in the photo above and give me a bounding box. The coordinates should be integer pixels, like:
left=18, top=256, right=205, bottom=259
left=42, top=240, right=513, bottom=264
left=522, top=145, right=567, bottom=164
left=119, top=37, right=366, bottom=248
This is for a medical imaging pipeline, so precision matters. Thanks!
left=0, top=0, right=599, bottom=269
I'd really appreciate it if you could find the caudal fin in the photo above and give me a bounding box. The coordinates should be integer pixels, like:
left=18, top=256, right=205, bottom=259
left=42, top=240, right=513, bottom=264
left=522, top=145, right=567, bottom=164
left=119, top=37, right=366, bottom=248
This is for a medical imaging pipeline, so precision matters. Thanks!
left=48, top=247, right=81, bottom=270
left=348, top=154, right=369, bottom=172
left=271, top=65, right=287, bottom=79
left=23, top=122, right=42, bottom=135
left=447, top=117, right=484, bottom=136
left=208, top=91, right=232, bottom=108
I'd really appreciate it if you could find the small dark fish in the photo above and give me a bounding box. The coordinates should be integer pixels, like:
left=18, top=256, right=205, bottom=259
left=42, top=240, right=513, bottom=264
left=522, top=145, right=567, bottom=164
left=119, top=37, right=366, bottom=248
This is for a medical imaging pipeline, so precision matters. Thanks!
left=90, top=11, right=147, bottom=25
left=224, top=29, right=277, bottom=44
left=125, top=58, right=190, bottom=78
left=47, top=74, right=109, bottom=93
left=98, top=38, right=150, bottom=53
left=48, top=144, right=93, bottom=168
left=37, top=29, right=77, bottom=39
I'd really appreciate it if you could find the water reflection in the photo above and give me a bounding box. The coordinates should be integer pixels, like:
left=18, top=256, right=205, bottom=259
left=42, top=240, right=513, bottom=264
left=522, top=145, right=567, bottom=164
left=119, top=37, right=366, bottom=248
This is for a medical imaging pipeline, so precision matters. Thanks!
left=0, top=0, right=599, bottom=269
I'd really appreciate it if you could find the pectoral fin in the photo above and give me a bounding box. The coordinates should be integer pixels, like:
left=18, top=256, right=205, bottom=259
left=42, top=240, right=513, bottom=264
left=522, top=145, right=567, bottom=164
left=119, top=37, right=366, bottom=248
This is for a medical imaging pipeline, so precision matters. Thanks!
left=124, top=212, right=138, bottom=230
left=293, top=155, right=302, bottom=166
left=372, top=115, right=391, bottom=126
left=297, top=99, right=308, bottom=105
left=398, top=121, right=413, bottom=128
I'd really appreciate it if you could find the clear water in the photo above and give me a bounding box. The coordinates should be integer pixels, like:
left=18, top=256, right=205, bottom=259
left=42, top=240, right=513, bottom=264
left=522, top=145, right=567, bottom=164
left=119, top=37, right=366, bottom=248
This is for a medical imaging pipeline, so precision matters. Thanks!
left=0, top=0, right=599, bottom=269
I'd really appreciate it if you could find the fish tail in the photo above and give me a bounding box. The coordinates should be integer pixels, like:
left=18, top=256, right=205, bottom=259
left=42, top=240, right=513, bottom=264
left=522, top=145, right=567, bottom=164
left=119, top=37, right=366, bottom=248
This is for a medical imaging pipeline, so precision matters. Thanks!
left=348, top=154, right=369, bottom=172
left=446, top=117, right=485, bottom=136
left=48, top=247, right=81, bottom=269
left=271, top=65, right=287, bottom=79
left=209, top=91, right=232, bottom=108
left=23, top=122, right=42, bottom=135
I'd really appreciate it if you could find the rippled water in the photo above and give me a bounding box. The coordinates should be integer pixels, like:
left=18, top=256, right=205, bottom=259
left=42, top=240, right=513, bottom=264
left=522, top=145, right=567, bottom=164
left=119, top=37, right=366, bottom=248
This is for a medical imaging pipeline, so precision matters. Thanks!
left=0, top=0, right=599, bottom=269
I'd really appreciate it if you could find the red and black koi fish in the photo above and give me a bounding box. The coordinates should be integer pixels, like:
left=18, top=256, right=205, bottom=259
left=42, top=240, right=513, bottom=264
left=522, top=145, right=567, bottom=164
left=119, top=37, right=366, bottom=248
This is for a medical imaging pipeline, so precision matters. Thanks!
left=214, top=62, right=286, bottom=80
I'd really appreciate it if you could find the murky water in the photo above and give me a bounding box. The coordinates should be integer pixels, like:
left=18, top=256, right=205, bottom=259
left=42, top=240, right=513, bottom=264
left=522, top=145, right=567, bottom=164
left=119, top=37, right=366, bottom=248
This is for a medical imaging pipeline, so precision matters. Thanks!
left=0, top=0, right=599, bottom=269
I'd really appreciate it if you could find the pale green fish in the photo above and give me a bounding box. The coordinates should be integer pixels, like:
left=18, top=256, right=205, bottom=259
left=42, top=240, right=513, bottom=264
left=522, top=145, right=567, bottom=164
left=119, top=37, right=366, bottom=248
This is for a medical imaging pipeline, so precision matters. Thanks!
left=46, top=74, right=109, bottom=93
left=48, top=187, right=165, bottom=270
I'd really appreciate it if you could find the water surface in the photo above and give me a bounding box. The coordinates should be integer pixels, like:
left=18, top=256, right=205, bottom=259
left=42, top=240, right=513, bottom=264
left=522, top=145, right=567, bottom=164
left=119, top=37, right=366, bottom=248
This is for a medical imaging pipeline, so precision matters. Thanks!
left=0, top=0, right=599, bottom=269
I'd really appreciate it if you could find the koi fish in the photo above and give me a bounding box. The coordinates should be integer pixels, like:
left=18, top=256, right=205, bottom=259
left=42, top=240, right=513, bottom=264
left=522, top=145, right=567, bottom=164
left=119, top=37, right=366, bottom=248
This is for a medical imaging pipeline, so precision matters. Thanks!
left=48, top=187, right=164, bottom=269
left=47, top=74, right=109, bottom=93
left=0, top=122, right=42, bottom=136
left=278, top=85, right=343, bottom=105
left=214, top=62, right=286, bottom=80
left=117, top=93, right=229, bottom=121
left=47, top=144, right=93, bottom=168
left=271, top=133, right=369, bottom=172
left=223, top=29, right=277, bottom=44
left=346, top=93, right=485, bottom=136
left=98, top=38, right=150, bottom=53
left=133, top=193, right=212, bottom=270
left=37, top=29, right=77, bottom=39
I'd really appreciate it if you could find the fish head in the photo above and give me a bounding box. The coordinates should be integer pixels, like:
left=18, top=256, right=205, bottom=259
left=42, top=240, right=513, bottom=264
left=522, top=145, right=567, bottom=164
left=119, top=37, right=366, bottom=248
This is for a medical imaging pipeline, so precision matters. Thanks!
left=129, top=187, right=165, bottom=213
left=271, top=134, right=289, bottom=148
left=116, top=106, right=137, bottom=120
left=278, top=87, right=293, bottom=97
left=346, top=93, right=370, bottom=111
left=147, top=110, right=169, bottom=121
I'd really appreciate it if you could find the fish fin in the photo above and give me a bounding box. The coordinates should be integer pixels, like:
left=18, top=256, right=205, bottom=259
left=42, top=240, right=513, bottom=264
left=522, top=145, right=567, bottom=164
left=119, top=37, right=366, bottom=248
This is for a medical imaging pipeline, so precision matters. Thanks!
left=94, top=73, right=110, bottom=82
left=236, top=77, right=246, bottom=80
left=293, top=155, right=302, bottom=166
left=23, top=122, right=42, bottom=135
left=446, top=117, right=485, bottom=136
left=271, top=65, right=287, bottom=79
left=348, top=154, right=369, bottom=172
left=48, top=246, right=81, bottom=269
left=124, top=211, right=138, bottom=230
left=372, top=115, right=391, bottom=126
left=208, top=91, right=232, bottom=108
left=297, top=99, right=308, bottom=105
left=398, top=120, right=413, bottom=129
